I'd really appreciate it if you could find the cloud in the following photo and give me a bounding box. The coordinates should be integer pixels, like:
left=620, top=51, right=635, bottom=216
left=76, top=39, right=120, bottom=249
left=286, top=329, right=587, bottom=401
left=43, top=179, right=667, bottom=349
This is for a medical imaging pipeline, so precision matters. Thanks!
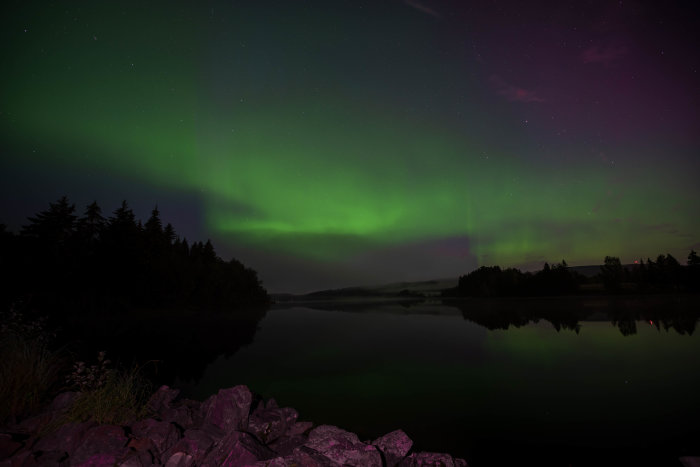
left=581, top=45, right=627, bottom=64
left=490, top=75, right=544, bottom=103
left=404, top=0, right=441, bottom=19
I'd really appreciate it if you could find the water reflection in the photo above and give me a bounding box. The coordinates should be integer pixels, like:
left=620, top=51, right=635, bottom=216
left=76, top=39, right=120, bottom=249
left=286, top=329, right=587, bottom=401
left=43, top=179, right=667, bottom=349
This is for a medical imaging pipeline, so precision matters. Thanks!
left=441, top=295, right=698, bottom=336
left=174, top=296, right=700, bottom=465
left=292, top=295, right=699, bottom=336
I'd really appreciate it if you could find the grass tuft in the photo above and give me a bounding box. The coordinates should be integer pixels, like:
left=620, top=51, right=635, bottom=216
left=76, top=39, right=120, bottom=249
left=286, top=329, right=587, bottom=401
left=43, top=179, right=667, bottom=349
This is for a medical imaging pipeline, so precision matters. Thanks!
left=64, top=364, right=154, bottom=426
left=0, top=333, right=67, bottom=425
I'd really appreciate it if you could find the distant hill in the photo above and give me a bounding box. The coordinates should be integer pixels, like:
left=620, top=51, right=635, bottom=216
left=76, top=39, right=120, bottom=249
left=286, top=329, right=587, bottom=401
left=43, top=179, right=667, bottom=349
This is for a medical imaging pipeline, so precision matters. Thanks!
left=271, top=278, right=458, bottom=302
left=272, top=265, right=619, bottom=302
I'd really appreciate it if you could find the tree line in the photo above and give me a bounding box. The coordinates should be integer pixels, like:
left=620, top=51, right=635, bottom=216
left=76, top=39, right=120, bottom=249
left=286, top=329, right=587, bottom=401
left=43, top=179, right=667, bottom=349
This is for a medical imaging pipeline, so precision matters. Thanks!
left=0, top=197, right=269, bottom=314
left=445, top=252, right=700, bottom=298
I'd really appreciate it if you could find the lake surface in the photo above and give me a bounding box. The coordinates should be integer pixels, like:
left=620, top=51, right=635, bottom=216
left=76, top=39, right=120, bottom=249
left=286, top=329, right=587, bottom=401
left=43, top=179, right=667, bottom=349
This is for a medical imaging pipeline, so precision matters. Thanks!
left=173, top=297, right=700, bottom=466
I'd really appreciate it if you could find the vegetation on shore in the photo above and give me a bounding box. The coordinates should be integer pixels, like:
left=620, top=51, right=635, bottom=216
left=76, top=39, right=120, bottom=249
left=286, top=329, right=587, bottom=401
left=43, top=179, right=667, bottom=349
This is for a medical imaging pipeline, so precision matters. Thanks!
left=443, top=252, right=700, bottom=298
left=0, top=196, right=269, bottom=316
left=0, top=197, right=270, bottom=428
left=0, top=308, right=152, bottom=428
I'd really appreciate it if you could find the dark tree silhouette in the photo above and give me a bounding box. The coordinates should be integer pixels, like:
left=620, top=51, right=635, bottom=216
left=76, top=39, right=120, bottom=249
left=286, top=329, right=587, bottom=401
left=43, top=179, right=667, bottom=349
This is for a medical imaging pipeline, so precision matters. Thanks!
left=689, top=250, right=700, bottom=266
left=600, top=256, right=624, bottom=292
left=21, top=196, right=77, bottom=245
left=449, top=259, right=581, bottom=298
left=1, top=197, right=269, bottom=316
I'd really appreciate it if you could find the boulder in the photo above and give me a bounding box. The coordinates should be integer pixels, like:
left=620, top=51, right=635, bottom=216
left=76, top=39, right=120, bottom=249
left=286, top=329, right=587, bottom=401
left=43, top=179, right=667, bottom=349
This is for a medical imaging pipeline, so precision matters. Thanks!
left=288, top=421, right=313, bottom=437
left=0, top=448, right=31, bottom=467
left=306, top=425, right=361, bottom=448
left=32, top=421, right=96, bottom=457
left=265, top=399, right=278, bottom=409
left=161, top=428, right=217, bottom=466
left=290, top=445, right=337, bottom=467
left=0, top=434, right=22, bottom=461
left=130, top=418, right=180, bottom=454
left=161, top=399, right=202, bottom=430
left=13, top=449, right=68, bottom=466
left=163, top=451, right=194, bottom=467
left=399, top=452, right=468, bottom=467
left=372, top=429, right=413, bottom=466
left=147, top=386, right=181, bottom=414
left=251, top=456, right=290, bottom=467
left=70, top=425, right=129, bottom=466
left=249, top=407, right=298, bottom=444
left=201, top=430, right=275, bottom=466
left=117, top=449, right=155, bottom=467
left=267, top=435, right=307, bottom=457
left=1, top=385, right=467, bottom=467
left=303, top=425, right=382, bottom=466
left=200, top=386, right=252, bottom=433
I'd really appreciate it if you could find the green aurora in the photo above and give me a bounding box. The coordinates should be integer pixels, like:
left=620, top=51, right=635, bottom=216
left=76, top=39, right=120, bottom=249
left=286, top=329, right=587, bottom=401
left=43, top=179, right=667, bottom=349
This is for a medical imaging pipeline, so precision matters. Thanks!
left=1, top=1, right=698, bottom=291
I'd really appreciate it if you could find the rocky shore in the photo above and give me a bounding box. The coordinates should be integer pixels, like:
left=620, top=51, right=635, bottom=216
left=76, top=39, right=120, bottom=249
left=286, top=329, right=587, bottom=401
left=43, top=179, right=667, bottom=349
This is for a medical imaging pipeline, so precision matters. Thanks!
left=0, top=385, right=468, bottom=466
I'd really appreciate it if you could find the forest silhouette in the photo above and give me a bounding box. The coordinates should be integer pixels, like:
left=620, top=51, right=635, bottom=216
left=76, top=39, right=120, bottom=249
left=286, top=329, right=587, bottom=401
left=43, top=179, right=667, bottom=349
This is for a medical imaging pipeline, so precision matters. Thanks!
left=0, top=196, right=269, bottom=317
left=444, top=253, right=700, bottom=298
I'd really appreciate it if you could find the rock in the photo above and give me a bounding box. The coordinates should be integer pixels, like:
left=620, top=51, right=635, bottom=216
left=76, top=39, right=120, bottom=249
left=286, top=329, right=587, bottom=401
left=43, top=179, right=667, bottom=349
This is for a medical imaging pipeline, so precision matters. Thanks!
left=306, top=425, right=361, bottom=447
left=290, top=445, right=338, bottom=467
left=286, top=421, right=313, bottom=437
left=0, top=434, right=22, bottom=461
left=70, top=425, right=129, bottom=466
left=267, top=435, right=307, bottom=457
left=1, top=385, right=466, bottom=467
left=147, top=386, right=181, bottom=414
left=126, top=436, right=155, bottom=453
left=0, top=448, right=31, bottom=467
left=164, top=451, right=194, bottom=467
left=14, top=450, right=68, bottom=466
left=372, top=429, right=413, bottom=467
left=161, top=428, right=217, bottom=466
left=399, top=452, right=468, bottom=467
left=249, top=407, right=298, bottom=444
left=32, top=421, right=96, bottom=457
left=117, top=450, right=155, bottom=466
left=251, top=456, right=289, bottom=467
left=161, top=399, right=202, bottom=430
left=303, top=425, right=382, bottom=467
left=680, top=457, right=700, bottom=467
left=130, top=418, right=180, bottom=454
left=200, top=386, right=252, bottom=433
left=201, top=430, right=275, bottom=466
left=265, top=399, right=278, bottom=409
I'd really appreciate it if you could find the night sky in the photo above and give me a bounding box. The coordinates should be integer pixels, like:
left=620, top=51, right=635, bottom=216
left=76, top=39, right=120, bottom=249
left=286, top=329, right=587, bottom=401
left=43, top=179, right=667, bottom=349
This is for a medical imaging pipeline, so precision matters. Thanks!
left=1, top=0, right=698, bottom=293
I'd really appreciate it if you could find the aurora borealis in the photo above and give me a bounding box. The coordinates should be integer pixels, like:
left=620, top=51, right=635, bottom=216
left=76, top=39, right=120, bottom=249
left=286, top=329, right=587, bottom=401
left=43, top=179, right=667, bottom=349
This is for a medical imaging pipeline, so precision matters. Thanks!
left=1, top=1, right=698, bottom=292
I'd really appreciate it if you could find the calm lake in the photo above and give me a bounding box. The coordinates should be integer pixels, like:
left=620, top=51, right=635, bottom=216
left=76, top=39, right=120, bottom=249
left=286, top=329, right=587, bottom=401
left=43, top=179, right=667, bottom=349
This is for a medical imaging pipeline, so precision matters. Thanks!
left=172, top=296, right=700, bottom=466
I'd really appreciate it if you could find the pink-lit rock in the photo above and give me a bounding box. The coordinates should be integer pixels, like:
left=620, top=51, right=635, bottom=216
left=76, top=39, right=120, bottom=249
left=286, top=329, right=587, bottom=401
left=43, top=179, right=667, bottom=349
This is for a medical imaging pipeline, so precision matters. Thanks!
left=70, top=425, right=129, bottom=466
left=303, top=425, right=382, bottom=466
left=129, top=418, right=179, bottom=455
left=399, top=451, right=468, bottom=466
left=161, top=428, right=216, bottom=465
left=267, top=434, right=306, bottom=457
left=201, top=430, right=275, bottom=466
left=372, top=429, right=413, bottom=466
left=200, top=386, right=252, bottom=432
left=147, top=386, right=180, bottom=414
left=32, top=421, right=96, bottom=458
left=163, top=451, right=194, bottom=467
left=1, top=385, right=467, bottom=466
left=248, top=406, right=298, bottom=444
left=0, top=434, right=22, bottom=461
